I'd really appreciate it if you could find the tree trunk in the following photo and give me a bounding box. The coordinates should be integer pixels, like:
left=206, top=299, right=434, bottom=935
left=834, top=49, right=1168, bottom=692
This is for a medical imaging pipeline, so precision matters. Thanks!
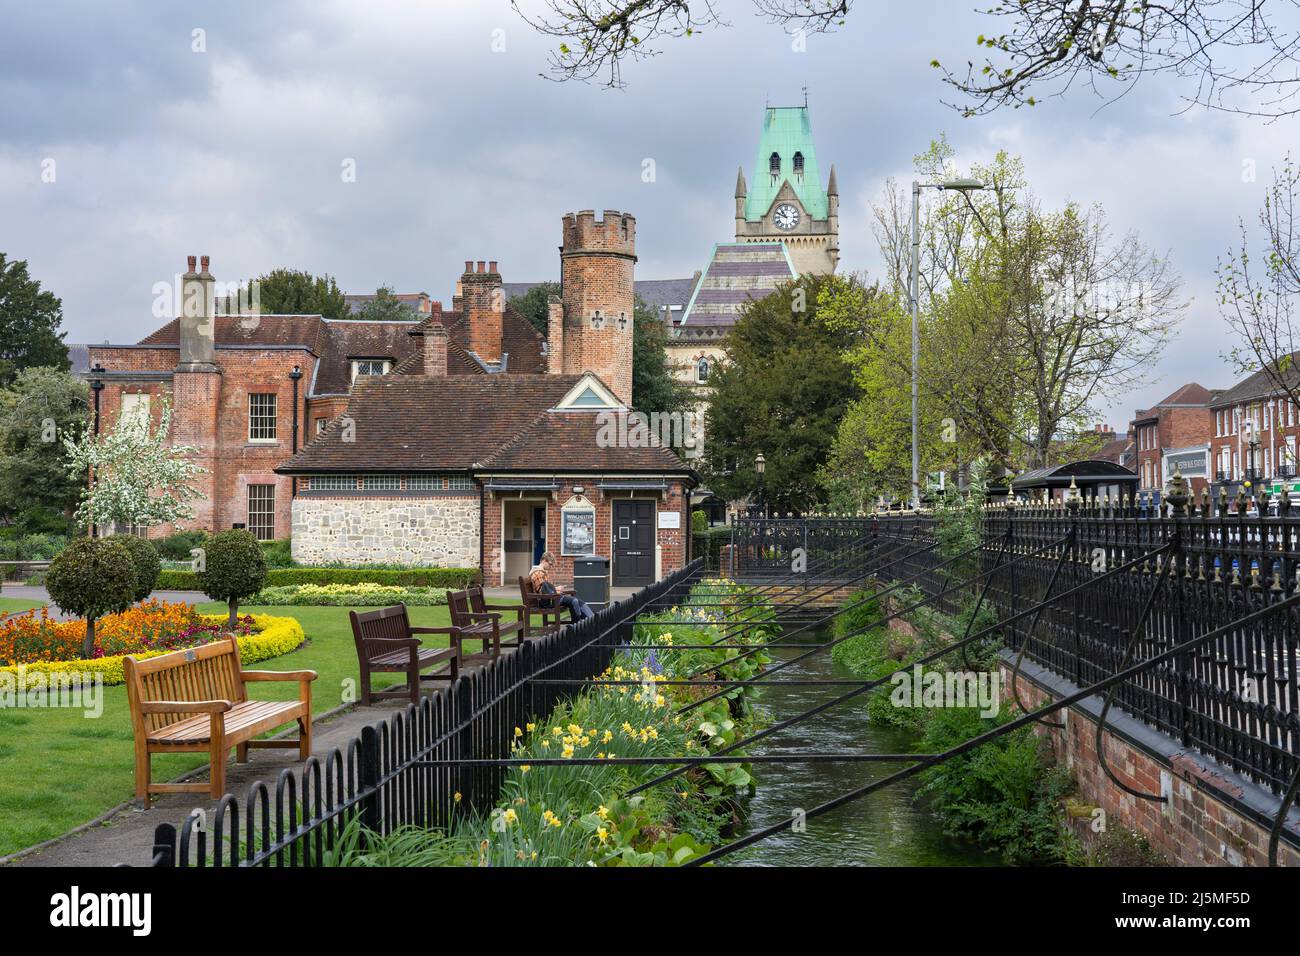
left=82, top=616, right=96, bottom=659
left=228, top=599, right=238, bottom=631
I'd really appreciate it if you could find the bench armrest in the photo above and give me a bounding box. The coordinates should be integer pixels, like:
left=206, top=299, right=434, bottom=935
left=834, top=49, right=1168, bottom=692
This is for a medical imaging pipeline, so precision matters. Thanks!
left=242, top=669, right=319, bottom=682
left=483, top=601, right=526, bottom=616
left=356, top=636, right=421, bottom=649
left=139, top=699, right=232, bottom=714
left=409, top=625, right=462, bottom=636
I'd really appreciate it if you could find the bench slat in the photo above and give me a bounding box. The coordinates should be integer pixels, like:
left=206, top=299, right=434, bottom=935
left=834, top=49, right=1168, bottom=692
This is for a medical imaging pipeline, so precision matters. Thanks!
left=149, top=700, right=304, bottom=745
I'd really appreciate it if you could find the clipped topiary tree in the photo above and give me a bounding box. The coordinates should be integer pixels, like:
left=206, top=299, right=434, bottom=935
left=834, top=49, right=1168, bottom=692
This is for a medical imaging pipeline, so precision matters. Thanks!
left=196, top=529, right=267, bottom=629
left=110, top=534, right=161, bottom=602
left=46, top=536, right=138, bottom=658
left=691, top=509, right=708, bottom=534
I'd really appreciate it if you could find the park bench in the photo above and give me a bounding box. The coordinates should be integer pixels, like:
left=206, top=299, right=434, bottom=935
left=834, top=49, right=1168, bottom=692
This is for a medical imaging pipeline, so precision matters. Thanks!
left=467, top=585, right=529, bottom=645
left=123, top=635, right=318, bottom=803
left=518, top=575, right=572, bottom=634
left=447, top=588, right=525, bottom=663
left=349, top=603, right=460, bottom=706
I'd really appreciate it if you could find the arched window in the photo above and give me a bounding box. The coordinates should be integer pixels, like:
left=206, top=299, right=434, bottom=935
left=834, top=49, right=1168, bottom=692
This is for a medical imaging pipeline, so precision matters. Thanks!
left=696, top=357, right=710, bottom=383
left=793, top=151, right=805, bottom=182
left=769, top=152, right=781, bottom=185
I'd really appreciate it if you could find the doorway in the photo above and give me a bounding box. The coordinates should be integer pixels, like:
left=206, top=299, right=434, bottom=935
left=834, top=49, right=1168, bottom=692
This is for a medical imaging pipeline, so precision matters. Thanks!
left=613, top=498, right=655, bottom=586
left=502, top=500, right=545, bottom=583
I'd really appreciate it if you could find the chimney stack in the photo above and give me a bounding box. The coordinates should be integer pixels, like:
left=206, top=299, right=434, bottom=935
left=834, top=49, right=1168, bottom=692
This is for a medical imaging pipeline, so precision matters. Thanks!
left=423, top=319, right=449, bottom=377
left=178, top=253, right=216, bottom=369
left=462, top=259, right=504, bottom=364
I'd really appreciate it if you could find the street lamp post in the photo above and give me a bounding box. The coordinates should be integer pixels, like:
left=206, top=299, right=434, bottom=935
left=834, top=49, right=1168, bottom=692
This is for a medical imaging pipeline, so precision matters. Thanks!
left=910, top=177, right=987, bottom=510
left=754, top=452, right=766, bottom=519
left=89, top=364, right=105, bottom=538
left=289, top=364, right=303, bottom=498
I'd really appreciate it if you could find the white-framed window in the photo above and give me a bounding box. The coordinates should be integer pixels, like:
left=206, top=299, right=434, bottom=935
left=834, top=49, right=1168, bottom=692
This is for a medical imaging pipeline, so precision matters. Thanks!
left=248, top=393, right=278, bottom=442
left=315, top=417, right=328, bottom=434
left=247, top=484, right=276, bottom=540
left=1265, top=447, right=1273, bottom=477
left=350, top=358, right=390, bottom=382
left=119, top=391, right=151, bottom=426
left=1265, top=403, right=1273, bottom=431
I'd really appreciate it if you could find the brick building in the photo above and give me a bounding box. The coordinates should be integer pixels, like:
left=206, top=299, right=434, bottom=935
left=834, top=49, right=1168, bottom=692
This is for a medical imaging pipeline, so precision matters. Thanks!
left=1208, top=362, right=1300, bottom=499
left=1126, top=383, right=1219, bottom=497
left=88, top=211, right=696, bottom=587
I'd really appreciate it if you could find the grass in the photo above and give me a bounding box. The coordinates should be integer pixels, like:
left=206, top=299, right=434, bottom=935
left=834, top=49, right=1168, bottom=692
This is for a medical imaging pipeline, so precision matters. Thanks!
left=0, top=597, right=45, bottom=616
left=0, top=601, right=453, bottom=858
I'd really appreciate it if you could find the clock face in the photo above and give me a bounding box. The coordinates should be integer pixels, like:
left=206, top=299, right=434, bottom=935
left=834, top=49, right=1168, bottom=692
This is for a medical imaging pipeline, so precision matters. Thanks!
left=773, top=203, right=801, bottom=231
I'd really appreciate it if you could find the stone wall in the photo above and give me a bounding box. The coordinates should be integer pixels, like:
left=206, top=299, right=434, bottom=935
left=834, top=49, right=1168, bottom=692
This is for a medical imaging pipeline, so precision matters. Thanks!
left=292, top=495, right=480, bottom=566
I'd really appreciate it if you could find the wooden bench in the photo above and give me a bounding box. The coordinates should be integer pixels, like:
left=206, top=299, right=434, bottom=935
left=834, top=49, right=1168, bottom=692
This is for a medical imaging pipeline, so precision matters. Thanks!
left=467, top=586, right=528, bottom=645
left=349, top=604, right=460, bottom=706
left=518, top=575, right=572, bottom=634
left=123, top=636, right=318, bottom=803
left=447, top=588, right=525, bottom=664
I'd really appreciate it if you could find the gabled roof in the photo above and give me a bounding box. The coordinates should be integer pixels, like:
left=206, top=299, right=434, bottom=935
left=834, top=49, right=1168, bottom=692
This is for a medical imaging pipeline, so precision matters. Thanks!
left=476, top=411, right=689, bottom=473
left=680, top=242, right=795, bottom=328
left=438, top=306, right=547, bottom=374
left=744, top=105, right=828, bottom=221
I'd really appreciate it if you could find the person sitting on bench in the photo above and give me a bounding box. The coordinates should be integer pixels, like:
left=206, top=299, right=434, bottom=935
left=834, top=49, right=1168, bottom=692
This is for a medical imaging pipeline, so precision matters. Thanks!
left=528, top=552, right=594, bottom=623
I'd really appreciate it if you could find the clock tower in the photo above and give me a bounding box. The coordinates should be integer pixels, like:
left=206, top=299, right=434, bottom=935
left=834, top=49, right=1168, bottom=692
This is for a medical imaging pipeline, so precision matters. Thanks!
left=734, top=104, right=838, bottom=275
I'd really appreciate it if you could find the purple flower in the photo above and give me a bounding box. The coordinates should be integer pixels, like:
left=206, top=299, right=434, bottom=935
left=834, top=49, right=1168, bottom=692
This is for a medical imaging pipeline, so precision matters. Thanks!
left=646, top=649, right=662, bottom=676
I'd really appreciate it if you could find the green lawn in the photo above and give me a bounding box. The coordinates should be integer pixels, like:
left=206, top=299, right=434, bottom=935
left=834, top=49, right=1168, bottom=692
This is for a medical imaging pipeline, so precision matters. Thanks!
left=0, top=597, right=45, bottom=616
left=0, top=602, right=454, bottom=858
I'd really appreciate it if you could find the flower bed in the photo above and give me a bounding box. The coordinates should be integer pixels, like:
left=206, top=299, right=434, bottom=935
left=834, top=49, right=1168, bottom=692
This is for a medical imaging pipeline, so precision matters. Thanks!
left=251, top=583, right=448, bottom=607
left=327, top=578, right=780, bottom=867
left=156, top=566, right=479, bottom=591
left=0, top=601, right=305, bottom=685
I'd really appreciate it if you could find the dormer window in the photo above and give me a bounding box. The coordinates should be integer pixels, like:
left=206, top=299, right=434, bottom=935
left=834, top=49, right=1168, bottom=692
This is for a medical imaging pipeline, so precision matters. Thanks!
left=793, top=151, right=805, bottom=183
left=591, top=310, right=605, bottom=330
left=350, top=358, right=391, bottom=382
left=769, top=152, right=781, bottom=185
left=696, top=357, right=710, bottom=383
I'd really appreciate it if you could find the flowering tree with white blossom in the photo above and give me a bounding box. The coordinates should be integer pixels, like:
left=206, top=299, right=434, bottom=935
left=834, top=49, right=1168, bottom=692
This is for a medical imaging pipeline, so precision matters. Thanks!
left=62, top=396, right=206, bottom=532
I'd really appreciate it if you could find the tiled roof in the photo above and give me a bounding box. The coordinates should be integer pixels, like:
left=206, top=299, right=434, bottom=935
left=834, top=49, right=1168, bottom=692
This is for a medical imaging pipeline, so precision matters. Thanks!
left=278, top=375, right=581, bottom=473
left=139, top=314, right=329, bottom=352
left=679, top=243, right=795, bottom=328
left=477, top=412, right=690, bottom=472
left=431, top=306, right=547, bottom=373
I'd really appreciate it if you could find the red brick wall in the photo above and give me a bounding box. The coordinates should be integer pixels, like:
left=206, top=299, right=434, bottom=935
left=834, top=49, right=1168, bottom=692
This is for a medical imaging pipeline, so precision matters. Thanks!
left=480, top=479, right=692, bottom=587
left=88, top=344, right=316, bottom=540
left=1005, top=665, right=1300, bottom=867
left=1131, top=405, right=1214, bottom=495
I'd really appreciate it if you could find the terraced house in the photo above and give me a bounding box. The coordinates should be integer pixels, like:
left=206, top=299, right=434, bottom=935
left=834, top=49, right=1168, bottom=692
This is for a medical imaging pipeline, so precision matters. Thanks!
left=1209, top=362, right=1300, bottom=500
left=87, top=210, right=696, bottom=587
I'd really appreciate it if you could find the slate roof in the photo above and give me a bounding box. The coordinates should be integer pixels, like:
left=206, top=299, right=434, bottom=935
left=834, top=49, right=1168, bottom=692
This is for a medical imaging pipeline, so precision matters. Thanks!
left=1210, top=360, right=1300, bottom=409
left=679, top=242, right=795, bottom=327
left=277, top=374, right=693, bottom=477
left=502, top=279, right=699, bottom=319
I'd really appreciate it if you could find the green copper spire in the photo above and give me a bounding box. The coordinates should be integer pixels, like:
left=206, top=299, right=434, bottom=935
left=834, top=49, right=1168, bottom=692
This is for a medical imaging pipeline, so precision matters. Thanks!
left=744, top=105, right=828, bottom=221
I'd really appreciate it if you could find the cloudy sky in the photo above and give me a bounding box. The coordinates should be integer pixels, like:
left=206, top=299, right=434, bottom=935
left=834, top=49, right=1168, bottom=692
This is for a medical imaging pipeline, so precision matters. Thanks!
left=1, top=0, right=1293, bottom=426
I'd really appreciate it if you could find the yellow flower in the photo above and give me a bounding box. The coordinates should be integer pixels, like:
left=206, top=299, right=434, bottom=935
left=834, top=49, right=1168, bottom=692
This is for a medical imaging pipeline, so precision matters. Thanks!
left=552, top=727, right=563, bottom=737
left=562, top=744, right=575, bottom=759
left=454, top=791, right=463, bottom=802
left=503, top=808, right=518, bottom=825
left=526, top=722, right=536, bottom=732
left=514, top=726, right=523, bottom=738
left=596, top=805, right=609, bottom=819
left=597, top=827, right=609, bottom=844
left=520, top=765, right=531, bottom=773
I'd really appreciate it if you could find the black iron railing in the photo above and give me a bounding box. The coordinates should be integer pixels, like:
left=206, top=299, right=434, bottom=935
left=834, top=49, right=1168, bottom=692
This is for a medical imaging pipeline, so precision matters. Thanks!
left=730, top=516, right=877, bottom=576
left=143, top=559, right=703, bottom=867
left=866, top=499, right=1300, bottom=796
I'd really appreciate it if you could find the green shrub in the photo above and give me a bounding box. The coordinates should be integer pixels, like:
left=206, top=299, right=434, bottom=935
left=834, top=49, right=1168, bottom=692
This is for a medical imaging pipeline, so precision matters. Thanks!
left=157, top=566, right=479, bottom=591
left=690, top=509, right=708, bottom=534
left=155, top=530, right=206, bottom=561
left=914, top=704, right=1074, bottom=865
left=259, top=539, right=293, bottom=568
left=109, top=535, right=161, bottom=602
left=196, top=529, right=268, bottom=628
left=45, top=536, right=138, bottom=657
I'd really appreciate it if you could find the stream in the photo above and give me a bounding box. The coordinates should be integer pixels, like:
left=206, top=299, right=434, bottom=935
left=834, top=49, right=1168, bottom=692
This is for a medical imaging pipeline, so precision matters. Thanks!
left=720, top=626, right=999, bottom=867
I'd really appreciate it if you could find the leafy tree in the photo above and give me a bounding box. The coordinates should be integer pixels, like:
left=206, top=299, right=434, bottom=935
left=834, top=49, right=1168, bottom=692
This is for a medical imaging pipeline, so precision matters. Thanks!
left=62, top=397, right=207, bottom=532
left=110, top=534, right=161, bottom=603
left=515, top=0, right=1300, bottom=120
left=0, top=367, right=88, bottom=531
left=230, top=268, right=350, bottom=321
left=0, top=254, right=69, bottom=387
left=630, top=296, right=692, bottom=418
left=197, top=529, right=268, bottom=628
left=1219, top=155, right=1300, bottom=401
left=46, top=536, right=138, bottom=658
left=701, top=274, right=865, bottom=512
left=508, top=281, right=561, bottom=335
left=355, top=286, right=418, bottom=322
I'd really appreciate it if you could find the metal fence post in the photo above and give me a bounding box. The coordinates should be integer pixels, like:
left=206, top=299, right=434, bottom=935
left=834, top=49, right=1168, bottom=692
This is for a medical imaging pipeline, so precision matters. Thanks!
left=359, top=724, right=381, bottom=836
